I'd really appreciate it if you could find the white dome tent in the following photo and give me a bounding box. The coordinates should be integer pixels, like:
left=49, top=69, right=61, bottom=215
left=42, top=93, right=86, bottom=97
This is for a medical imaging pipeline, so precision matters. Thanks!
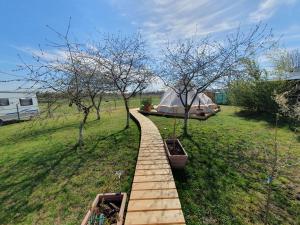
left=156, top=88, right=217, bottom=114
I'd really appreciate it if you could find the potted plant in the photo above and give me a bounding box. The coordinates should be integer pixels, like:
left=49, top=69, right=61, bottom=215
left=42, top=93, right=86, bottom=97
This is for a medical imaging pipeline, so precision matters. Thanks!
left=81, top=192, right=127, bottom=225
left=140, top=97, right=152, bottom=112
left=164, top=115, right=188, bottom=169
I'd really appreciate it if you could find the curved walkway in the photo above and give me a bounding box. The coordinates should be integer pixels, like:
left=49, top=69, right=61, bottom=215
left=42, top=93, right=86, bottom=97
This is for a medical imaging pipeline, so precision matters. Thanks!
left=125, top=109, right=186, bottom=225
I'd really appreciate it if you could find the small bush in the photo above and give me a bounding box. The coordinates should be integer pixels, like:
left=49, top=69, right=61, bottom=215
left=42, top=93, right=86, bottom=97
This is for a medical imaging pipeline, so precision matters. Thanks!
left=228, top=80, right=289, bottom=113
left=140, top=97, right=152, bottom=111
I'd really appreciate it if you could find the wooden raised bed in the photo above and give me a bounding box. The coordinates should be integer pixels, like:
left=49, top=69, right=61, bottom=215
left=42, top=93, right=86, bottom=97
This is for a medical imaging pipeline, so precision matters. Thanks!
left=81, top=192, right=127, bottom=225
left=138, top=110, right=211, bottom=120
left=164, top=139, right=188, bottom=169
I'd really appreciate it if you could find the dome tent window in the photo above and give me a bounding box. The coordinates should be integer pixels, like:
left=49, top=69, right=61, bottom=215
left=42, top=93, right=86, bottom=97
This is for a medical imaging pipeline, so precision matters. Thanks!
left=19, top=98, right=33, bottom=106
left=0, top=98, right=9, bottom=106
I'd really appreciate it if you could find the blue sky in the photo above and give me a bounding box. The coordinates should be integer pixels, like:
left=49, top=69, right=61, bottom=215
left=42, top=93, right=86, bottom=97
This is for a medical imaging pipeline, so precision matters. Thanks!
left=0, top=0, right=299, bottom=90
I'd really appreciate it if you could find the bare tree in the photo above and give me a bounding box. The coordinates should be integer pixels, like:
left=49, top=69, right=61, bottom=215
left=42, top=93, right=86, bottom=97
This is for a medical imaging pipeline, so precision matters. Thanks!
left=82, top=66, right=113, bottom=120
left=92, top=33, right=153, bottom=128
left=20, top=22, right=108, bottom=148
left=38, top=92, right=62, bottom=118
left=271, top=49, right=300, bottom=73
left=159, top=24, right=274, bottom=135
left=260, top=113, right=300, bottom=225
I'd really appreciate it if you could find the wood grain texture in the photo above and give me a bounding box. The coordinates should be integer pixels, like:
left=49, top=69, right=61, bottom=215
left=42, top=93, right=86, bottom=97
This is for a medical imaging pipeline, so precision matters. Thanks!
left=125, top=109, right=186, bottom=225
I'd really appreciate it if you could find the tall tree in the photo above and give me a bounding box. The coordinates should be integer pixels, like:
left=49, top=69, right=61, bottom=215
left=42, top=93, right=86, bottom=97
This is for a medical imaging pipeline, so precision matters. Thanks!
left=159, top=24, right=274, bottom=135
left=92, top=33, right=153, bottom=128
left=82, top=67, right=113, bottom=120
left=271, top=49, right=300, bottom=73
left=20, top=23, right=109, bottom=148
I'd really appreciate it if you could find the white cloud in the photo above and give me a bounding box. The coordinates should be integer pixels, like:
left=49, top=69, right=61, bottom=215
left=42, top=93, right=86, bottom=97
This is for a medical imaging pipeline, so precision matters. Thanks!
left=13, top=46, right=68, bottom=62
left=109, top=0, right=250, bottom=51
left=250, top=0, right=296, bottom=22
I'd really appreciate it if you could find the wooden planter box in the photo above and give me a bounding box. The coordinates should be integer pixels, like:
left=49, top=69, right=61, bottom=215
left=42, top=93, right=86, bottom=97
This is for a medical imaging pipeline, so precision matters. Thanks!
left=81, top=192, right=127, bottom=225
left=164, top=139, right=188, bottom=169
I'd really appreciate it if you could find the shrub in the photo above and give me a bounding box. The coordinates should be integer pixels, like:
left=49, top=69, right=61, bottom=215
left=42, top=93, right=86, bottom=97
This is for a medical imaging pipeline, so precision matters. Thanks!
left=228, top=80, right=289, bottom=113
left=140, top=97, right=152, bottom=111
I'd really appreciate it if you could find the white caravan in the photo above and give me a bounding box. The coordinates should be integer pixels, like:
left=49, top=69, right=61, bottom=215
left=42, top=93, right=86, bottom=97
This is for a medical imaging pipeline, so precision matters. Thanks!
left=0, top=91, right=39, bottom=125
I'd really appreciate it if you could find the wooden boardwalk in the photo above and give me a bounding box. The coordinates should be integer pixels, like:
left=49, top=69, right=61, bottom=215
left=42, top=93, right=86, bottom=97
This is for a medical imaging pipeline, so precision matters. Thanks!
left=125, top=109, right=186, bottom=225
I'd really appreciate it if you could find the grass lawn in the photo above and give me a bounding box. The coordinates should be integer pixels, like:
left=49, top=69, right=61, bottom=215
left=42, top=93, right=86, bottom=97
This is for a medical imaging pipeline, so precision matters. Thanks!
left=0, top=96, right=161, bottom=225
left=148, top=106, right=300, bottom=225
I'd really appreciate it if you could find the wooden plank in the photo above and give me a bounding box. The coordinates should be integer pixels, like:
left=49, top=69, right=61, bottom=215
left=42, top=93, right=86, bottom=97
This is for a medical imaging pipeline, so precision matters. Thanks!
left=127, top=109, right=186, bottom=225
left=140, top=143, right=164, bottom=146
left=132, top=181, right=176, bottom=190
left=130, top=189, right=179, bottom=200
left=139, top=146, right=164, bottom=149
left=140, top=142, right=164, bottom=144
left=135, top=169, right=172, bottom=176
left=139, top=152, right=165, bottom=155
left=138, top=154, right=167, bottom=158
left=139, top=150, right=165, bottom=153
left=138, top=156, right=168, bottom=161
left=124, top=210, right=185, bottom=225
left=139, top=152, right=166, bottom=155
left=127, top=199, right=182, bottom=212
left=137, top=160, right=167, bottom=165
left=133, top=174, right=174, bottom=183
left=140, top=147, right=165, bottom=150
left=140, top=138, right=162, bottom=141
left=140, top=142, right=163, bottom=145
left=136, top=164, right=170, bottom=170
left=141, top=137, right=162, bottom=140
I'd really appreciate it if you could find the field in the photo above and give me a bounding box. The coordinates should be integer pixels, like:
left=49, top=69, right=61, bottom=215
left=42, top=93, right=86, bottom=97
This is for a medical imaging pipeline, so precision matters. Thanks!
left=0, top=96, right=159, bottom=225
left=149, top=106, right=300, bottom=225
left=1, top=96, right=299, bottom=225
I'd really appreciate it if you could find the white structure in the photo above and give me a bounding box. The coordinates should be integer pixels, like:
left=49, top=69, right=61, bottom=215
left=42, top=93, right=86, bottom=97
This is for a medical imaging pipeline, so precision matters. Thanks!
left=157, top=89, right=217, bottom=114
left=0, top=91, right=39, bottom=125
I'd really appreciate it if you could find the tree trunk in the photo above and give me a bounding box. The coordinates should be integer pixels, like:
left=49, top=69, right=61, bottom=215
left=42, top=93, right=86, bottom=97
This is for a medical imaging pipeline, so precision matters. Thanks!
left=264, top=180, right=272, bottom=225
left=183, top=107, right=189, bottom=136
left=91, top=95, right=102, bottom=121
left=124, top=98, right=130, bottom=129
left=96, top=108, right=100, bottom=120
left=78, top=121, right=84, bottom=148
left=47, top=100, right=52, bottom=118
left=95, top=96, right=102, bottom=120
left=77, top=110, right=89, bottom=149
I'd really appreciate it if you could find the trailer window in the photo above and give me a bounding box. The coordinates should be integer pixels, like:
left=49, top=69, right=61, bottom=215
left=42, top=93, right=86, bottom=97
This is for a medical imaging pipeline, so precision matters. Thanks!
left=19, top=98, right=33, bottom=106
left=0, top=98, right=9, bottom=106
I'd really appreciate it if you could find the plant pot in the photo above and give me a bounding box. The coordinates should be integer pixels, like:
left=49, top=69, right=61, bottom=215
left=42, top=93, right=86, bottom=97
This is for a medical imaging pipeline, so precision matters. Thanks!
left=81, top=192, right=127, bottom=225
left=164, top=139, right=188, bottom=169
left=143, top=104, right=152, bottom=112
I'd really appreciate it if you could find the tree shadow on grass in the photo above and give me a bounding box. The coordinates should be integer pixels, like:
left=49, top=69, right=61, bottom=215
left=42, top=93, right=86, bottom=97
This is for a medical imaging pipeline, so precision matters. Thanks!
left=234, top=110, right=300, bottom=144
left=0, top=128, right=130, bottom=225
left=172, top=135, right=244, bottom=224
left=0, top=146, right=75, bottom=224
left=174, top=133, right=299, bottom=224
left=8, top=121, right=80, bottom=144
left=234, top=110, right=287, bottom=128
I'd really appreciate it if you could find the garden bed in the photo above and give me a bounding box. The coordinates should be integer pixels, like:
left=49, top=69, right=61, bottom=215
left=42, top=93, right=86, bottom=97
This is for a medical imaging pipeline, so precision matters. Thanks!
left=81, top=193, right=127, bottom=225
left=164, top=139, right=188, bottom=169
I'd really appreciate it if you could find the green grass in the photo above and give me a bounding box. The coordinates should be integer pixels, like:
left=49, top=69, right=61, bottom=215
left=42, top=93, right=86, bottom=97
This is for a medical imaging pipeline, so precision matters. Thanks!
left=2, top=96, right=298, bottom=225
left=0, top=96, right=161, bottom=225
left=148, top=106, right=300, bottom=225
